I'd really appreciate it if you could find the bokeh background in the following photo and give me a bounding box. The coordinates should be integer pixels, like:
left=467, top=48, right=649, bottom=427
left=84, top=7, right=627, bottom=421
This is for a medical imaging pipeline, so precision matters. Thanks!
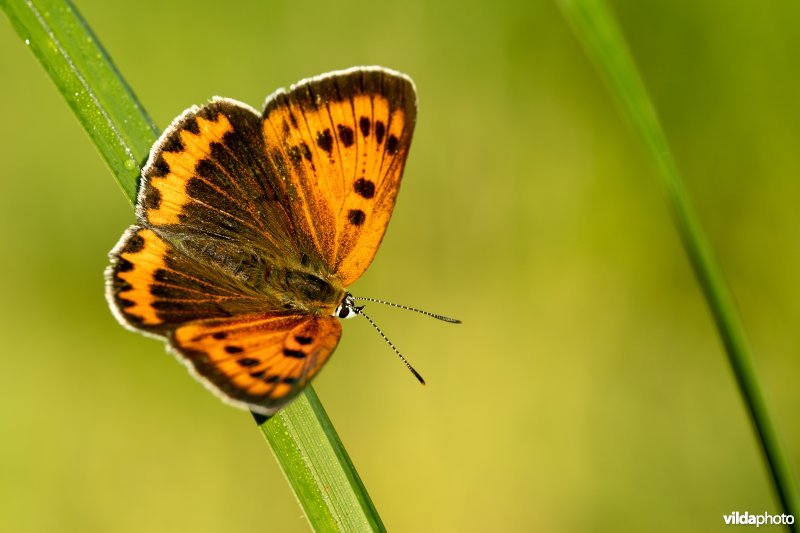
left=2, top=1, right=799, bottom=531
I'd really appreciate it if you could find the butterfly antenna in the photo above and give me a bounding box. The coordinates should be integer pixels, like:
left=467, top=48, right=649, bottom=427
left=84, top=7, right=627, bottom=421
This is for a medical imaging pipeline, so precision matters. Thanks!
left=352, top=296, right=461, bottom=324
left=355, top=307, right=426, bottom=385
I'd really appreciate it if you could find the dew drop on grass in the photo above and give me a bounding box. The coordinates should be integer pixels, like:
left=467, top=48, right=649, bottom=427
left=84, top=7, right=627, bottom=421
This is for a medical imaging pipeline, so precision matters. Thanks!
left=124, top=159, right=137, bottom=171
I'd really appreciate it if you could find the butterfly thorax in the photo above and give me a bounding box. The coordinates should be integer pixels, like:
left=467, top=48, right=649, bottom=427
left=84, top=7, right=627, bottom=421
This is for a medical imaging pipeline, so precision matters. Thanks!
left=269, top=266, right=346, bottom=316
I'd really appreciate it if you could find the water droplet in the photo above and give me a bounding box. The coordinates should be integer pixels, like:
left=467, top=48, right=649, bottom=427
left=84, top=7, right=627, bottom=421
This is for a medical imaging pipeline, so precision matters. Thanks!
left=124, top=159, right=137, bottom=171
left=24, top=39, right=30, bottom=46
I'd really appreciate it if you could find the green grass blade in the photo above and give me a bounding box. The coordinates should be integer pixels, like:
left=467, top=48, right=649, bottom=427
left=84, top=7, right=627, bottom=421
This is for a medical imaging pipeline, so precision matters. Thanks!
left=557, top=0, right=800, bottom=523
left=2, top=0, right=385, bottom=529
left=258, top=388, right=386, bottom=532
left=1, top=0, right=158, bottom=201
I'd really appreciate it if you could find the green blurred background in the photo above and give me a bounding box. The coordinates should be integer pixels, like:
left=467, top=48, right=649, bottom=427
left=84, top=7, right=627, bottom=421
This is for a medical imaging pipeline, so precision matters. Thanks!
left=2, top=1, right=799, bottom=531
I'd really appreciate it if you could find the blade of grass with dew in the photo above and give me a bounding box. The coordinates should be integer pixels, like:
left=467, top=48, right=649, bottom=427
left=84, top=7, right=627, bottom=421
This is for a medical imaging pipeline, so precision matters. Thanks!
left=0, top=0, right=157, bottom=201
left=257, top=388, right=385, bottom=532
left=557, top=0, right=799, bottom=524
left=1, top=0, right=386, bottom=530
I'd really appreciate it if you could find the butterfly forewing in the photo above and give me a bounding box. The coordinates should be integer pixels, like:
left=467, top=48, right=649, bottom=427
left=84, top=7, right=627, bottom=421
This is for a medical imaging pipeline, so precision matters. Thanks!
left=262, top=67, right=416, bottom=286
left=139, top=98, right=319, bottom=270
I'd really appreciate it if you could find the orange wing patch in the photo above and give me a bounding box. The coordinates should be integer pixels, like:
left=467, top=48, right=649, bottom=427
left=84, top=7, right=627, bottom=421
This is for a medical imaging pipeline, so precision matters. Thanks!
left=262, top=68, right=416, bottom=286
left=144, top=113, right=234, bottom=226
left=172, top=314, right=342, bottom=414
left=109, top=227, right=169, bottom=327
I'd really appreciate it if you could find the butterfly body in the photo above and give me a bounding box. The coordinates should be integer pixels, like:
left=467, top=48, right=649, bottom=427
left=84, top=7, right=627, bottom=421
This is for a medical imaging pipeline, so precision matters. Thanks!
left=107, top=67, right=416, bottom=415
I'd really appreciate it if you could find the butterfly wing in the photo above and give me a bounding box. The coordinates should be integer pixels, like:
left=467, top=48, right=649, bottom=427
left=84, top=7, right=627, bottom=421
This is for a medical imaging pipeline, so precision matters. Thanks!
left=107, top=226, right=342, bottom=414
left=261, top=67, right=417, bottom=286
left=172, top=314, right=341, bottom=415
left=137, top=97, right=324, bottom=279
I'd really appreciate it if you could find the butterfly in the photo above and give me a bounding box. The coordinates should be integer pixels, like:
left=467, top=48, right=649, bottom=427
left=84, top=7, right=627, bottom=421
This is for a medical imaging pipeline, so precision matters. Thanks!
left=106, top=67, right=422, bottom=416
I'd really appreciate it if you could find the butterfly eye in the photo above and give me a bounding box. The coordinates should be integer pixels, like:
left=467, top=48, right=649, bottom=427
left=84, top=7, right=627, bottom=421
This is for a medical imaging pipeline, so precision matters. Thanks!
left=334, top=293, right=359, bottom=319
left=335, top=305, right=357, bottom=319
left=334, top=303, right=358, bottom=319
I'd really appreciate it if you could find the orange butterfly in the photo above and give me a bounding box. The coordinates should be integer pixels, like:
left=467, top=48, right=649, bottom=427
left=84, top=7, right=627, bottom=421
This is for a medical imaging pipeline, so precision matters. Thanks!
left=106, top=67, right=451, bottom=416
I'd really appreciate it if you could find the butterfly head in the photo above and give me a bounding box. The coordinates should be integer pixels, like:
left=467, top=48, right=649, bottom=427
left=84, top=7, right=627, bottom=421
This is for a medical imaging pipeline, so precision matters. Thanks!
left=334, top=292, right=363, bottom=320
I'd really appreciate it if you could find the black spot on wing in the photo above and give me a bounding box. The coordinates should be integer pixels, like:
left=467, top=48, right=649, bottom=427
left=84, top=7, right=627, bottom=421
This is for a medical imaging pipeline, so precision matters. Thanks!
left=300, top=142, right=312, bottom=161
left=117, top=258, right=134, bottom=273
left=150, top=155, right=170, bottom=178
left=359, top=116, right=370, bottom=137
left=283, top=348, right=306, bottom=359
left=143, top=186, right=162, bottom=210
left=184, top=117, right=200, bottom=135
left=316, top=129, right=333, bottom=153
left=375, top=121, right=385, bottom=145
left=387, top=135, right=399, bottom=155
left=126, top=233, right=145, bottom=254
left=348, top=209, right=366, bottom=226
left=337, top=125, right=354, bottom=147
left=354, top=178, right=375, bottom=199
left=162, top=135, right=185, bottom=153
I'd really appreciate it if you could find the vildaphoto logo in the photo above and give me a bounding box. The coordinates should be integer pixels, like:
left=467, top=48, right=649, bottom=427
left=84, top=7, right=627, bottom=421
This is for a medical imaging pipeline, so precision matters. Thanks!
left=723, top=511, right=795, bottom=527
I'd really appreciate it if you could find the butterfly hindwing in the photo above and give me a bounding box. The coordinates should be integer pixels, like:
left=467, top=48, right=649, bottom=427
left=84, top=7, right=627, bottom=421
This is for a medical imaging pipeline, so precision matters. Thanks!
left=262, top=67, right=417, bottom=286
left=107, top=226, right=272, bottom=336
left=171, top=314, right=342, bottom=414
